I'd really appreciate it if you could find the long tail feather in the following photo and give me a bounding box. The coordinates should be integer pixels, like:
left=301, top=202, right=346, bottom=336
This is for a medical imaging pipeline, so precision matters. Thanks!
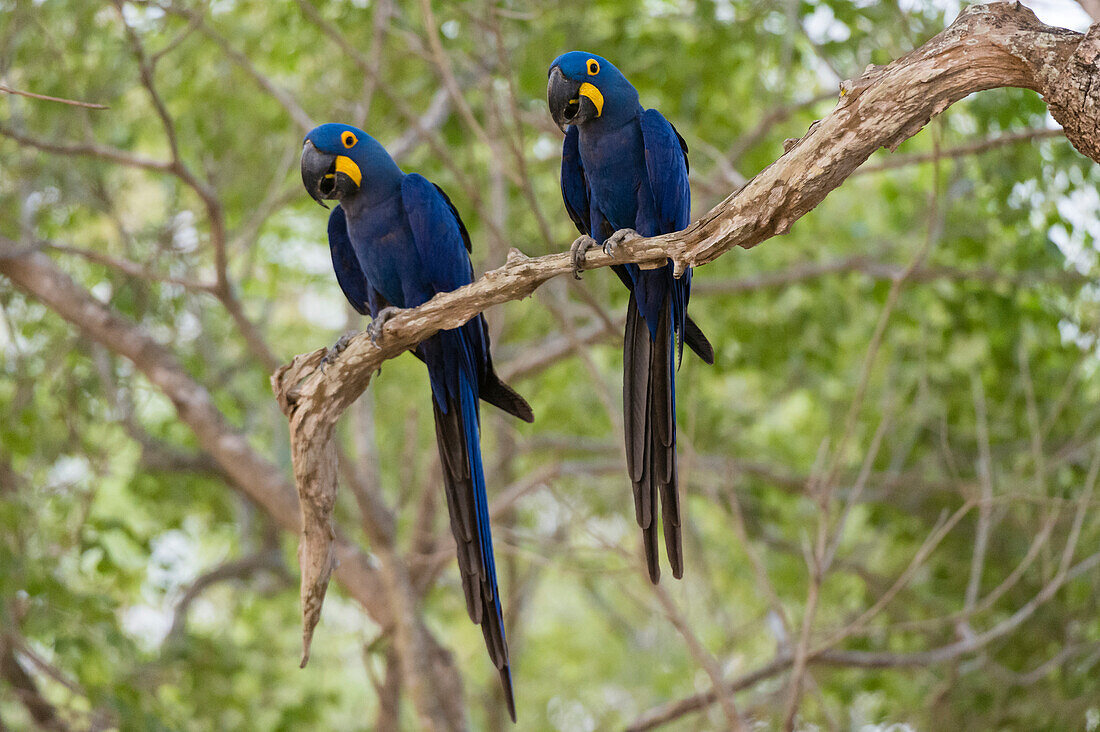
left=684, top=314, right=714, bottom=365
left=623, top=294, right=682, bottom=583
left=480, top=361, right=534, bottom=423
left=432, top=371, right=516, bottom=721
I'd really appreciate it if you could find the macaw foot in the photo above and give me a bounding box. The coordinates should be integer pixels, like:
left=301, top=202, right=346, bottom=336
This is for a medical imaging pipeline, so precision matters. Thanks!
left=569, top=234, right=598, bottom=279
left=366, top=306, right=400, bottom=346
left=320, top=331, right=355, bottom=373
left=604, top=228, right=640, bottom=257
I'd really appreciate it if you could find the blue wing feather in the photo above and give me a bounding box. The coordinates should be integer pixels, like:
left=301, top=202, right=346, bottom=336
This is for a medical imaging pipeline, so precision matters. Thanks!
left=640, top=108, right=693, bottom=357
left=402, top=173, right=475, bottom=296
left=432, top=182, right=472, bottom=252
left=640, top=108, right=691, bottom=234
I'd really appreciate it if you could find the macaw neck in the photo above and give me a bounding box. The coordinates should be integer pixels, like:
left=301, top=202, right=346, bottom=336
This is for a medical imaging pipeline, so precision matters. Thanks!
left=342, top=166, right=405, bottom=212
left=579, top=101, right=643, bottom=138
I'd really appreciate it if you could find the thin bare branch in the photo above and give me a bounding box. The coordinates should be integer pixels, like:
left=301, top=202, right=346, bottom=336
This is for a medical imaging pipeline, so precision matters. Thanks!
left=651, top=583, right=747, bottom=731
left=691, top=255, right=1090, bottom=296
left=965, top=372, right=995, bottom=614
left=626, top=547, right=1100, bottom=731
left=0, top=122, right=173, bottom=173
left=43, top=240, right=217, bottom=293
left=855, top=127, right=1064, bottom=174
left=0, top=83, right=108, bottom=109
left=166, top=547, right=290, bottom=642
left=164, top=3, right=315, bottom=132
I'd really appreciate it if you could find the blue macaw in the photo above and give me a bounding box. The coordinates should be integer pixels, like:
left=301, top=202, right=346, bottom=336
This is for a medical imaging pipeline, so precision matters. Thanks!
left=301, top=123, right=532, bottom=720
left=547, top=53, right=714, bottom=583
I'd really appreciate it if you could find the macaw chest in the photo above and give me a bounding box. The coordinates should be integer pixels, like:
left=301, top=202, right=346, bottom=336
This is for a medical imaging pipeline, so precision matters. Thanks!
left=578, top=123, right=653, bottom=234
left=345, top=206, right=420, bottom=309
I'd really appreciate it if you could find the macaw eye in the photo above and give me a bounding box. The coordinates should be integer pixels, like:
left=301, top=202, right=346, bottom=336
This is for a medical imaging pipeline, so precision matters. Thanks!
left=586, top=59, right=599, bottom=75
left=341, top=131, right=357, bottom=148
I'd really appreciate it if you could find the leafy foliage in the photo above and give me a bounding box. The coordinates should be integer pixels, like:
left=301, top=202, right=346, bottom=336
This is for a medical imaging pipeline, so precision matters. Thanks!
left=2, top=0, right=1099, bottom=729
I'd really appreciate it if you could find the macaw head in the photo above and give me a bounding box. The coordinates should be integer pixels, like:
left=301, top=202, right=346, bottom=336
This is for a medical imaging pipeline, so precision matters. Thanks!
left=301, top=123, right=401, bottom=208
left=547, top=51, right=638, bottom=132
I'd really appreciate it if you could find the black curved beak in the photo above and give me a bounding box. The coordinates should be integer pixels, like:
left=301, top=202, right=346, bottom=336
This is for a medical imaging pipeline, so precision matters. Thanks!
left=301, top=140, right=359, bottom=208
left=547, top=66, right=591, bottom=133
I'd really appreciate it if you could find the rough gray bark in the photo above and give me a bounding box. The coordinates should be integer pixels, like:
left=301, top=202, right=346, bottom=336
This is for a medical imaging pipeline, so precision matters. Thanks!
left=272, top=2, right=1100, bottom=662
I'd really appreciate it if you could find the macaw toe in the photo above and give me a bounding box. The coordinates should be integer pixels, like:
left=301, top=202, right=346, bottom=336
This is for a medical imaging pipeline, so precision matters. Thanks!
left=569, top=234, right=598, bottom=279
left=320, top=332, right=355, bottom=372
left=366, top=306, right=399, bottom=346
left=604, top=228, right=639, bottom=257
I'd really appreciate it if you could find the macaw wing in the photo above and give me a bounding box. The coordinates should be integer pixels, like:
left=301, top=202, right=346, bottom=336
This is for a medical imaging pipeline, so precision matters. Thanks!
left=561, top=125, right=592, bottom=236
left=402, top=173, right=476, bottom=296
left=328, top=205, right=388, bottom=317
left=641, top=109, right=709, bottom=364
left=431, top=181, right=472, bottom=253
left=640, top=108, right=690, bottom=234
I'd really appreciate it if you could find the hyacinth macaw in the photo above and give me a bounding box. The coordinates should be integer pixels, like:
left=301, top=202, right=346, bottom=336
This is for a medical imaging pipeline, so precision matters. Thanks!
left=301, top=123, right=532, bottom=720
left=547, top=53, right=714, bottom=583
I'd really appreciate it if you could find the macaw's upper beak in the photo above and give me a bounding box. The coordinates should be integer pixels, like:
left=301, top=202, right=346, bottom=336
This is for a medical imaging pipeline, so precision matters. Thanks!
left=301, top=139, right=361, bottom=208
left=547, top=66, right=601, bottom=133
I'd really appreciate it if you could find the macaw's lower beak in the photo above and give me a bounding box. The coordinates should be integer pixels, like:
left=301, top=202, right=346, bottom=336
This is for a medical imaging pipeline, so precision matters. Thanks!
left=547, top=66, right=601, bottom=133
left=301, top=140, right=361, bottom=207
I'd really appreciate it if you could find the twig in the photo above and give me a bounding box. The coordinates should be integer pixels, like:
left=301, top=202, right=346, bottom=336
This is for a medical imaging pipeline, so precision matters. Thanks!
left=964, top=372, right=996, bottom=614
left=166, top=548, right=289, bottom=642
left=353, top=0, right=392, bottom=128
left=733, top=91, right=835, bottom=162
left=0, top=83, right=108, bottom=109
left=988, top=641, right=1100, bottom=686
left=855, top=127, right=1065, bottom=174
left=497, top=316, right=623, bottom=382
left=691, top=255, right=1090, bottom=295
left=783, top=126, right=944, bottom=730
left=43, top=240, right=217, bottom=293
left=626, top=547, right=1100, bottom=731
left=0, top=123, right=173, bottom=173
left=163, top=3, right=314, bottom=132
left=651, top=583, right=747, bottom=731
left=416, top=0, right=492, bottom=155
left=114, top=0, right=181, bottom=161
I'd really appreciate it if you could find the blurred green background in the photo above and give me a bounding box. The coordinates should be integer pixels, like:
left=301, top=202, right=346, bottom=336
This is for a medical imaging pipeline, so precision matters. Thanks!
left=2, top=0, right=1100, bottom=729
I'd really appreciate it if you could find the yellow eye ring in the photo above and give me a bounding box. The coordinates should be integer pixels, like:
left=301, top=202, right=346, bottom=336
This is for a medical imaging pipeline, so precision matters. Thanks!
left=586, top=58, right=599, bottom=75
left=341, top=131, right=357, bottom=148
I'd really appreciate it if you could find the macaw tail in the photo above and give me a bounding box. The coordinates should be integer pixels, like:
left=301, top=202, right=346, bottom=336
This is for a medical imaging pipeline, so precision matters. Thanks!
left=432, top=369, right=516, bottom=722
left=623, top=293, right=682, bottom=583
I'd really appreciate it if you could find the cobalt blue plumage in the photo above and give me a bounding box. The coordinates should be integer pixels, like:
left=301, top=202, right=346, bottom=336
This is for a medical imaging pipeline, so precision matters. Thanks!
left=301, top=123, right=532, bottom=721
left=548, top=53, right=714, bottom=583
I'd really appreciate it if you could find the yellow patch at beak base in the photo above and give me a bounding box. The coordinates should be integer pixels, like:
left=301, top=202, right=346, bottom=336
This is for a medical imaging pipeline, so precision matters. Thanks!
left=335, top=155, right=362, bottom=187
left=579, top=82, right=604, bottom=117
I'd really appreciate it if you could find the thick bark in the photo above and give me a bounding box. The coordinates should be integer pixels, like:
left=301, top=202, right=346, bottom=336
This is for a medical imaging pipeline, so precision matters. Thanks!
left=272, top=1, right=1100, bottom=654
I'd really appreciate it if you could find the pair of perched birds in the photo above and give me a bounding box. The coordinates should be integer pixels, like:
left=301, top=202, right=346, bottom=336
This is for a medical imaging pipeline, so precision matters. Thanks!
left=300, top=52, right=714, bottom=720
